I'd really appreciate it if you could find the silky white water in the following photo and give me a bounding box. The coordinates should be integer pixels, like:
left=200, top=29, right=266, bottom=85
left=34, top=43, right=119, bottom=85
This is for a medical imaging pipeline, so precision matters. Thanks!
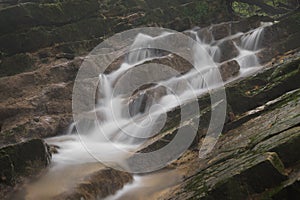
left=20, top=22, right=271, bottom=200
left=48, top=23, right=270, bottom=170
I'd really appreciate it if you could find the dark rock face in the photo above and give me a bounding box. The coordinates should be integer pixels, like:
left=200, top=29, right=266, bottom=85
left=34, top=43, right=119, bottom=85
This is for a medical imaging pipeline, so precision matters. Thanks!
left=272, top=179, right=300, bottom=200
left=0, top=138, right=51, bottom=185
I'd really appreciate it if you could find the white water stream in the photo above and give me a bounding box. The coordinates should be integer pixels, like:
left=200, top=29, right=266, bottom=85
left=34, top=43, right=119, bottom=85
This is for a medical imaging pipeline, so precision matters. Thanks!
left=24, top=22, right=271, bottom=199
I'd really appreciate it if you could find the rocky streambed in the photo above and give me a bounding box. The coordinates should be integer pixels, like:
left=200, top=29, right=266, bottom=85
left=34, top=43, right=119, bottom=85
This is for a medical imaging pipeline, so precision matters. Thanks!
left=0, top=1, right=300, bottom=200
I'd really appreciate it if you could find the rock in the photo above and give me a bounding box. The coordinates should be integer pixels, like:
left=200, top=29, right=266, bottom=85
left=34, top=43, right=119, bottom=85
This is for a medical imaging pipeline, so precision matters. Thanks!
left=107, top=53, right=193, bottom=75
left=150, top=54, right=193, bottom=74
left=231, top=15, right=273, bottom=34
left=0, top=0, right=100, bottom=35
left=169, top=17, right=192, bottom=32
left=197, top=28, right=213, bottom=44
left=0, top=155, right=13, bottom=185
left=0, top=138, right=51, bottom=185
left=196, top=15, right=272, bottom=43
left=155, top=67, right=300, bottom=200
left=218, top=60, right=240, bottom=81
left=54, top=168, right=133, bottom=200
left=0, top=54, right=81, bottom=143
left=128, top=85, right=167, bottom=116
left=0, top=53, right=35, bottom=77
left=0, top=114, right=72, bottom=145
left=48, top=144, right=59, bottom=154
left=210, top=23, right=231, bottom=40
left=0, top=3, right=298, bottom=200
left=185, top=153, right=287, bottom=200
left=254, top=126, right=300, bottom=167
left=256, top=11, right=300, bottom=64
left=218, top=40, right=239, bottom=62
left=131, top=55, right=300, bottom=159
left=226, top=57, right=300, bottom=114
left=0, top=0, right=231, bottom=57
left=55, top=53, right=75, bottom=60
left=272, top=178, right=300, bottom=200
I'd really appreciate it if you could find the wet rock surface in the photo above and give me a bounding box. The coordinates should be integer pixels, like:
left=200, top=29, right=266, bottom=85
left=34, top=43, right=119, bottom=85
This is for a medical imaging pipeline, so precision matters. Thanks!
left=0, top=58, right=82, bottom=145
left=0, top=138, right=50, bottom=185
left=139, top=56, right=300, bottom=200
left=0, top=2, right=299, bottom=200
left=0, top=2, right=297, bottom=146
left=219, top=60, right=240, bottom=81
left=54, top=168, right=133, bottom=200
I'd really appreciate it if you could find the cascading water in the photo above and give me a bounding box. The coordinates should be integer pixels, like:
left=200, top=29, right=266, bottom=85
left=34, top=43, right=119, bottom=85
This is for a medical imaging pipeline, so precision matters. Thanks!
left=236, top=22, right=273, bottom=71
left=49, top=22, right=270, bottom=167
left=23, top=22, right=271, bottom=200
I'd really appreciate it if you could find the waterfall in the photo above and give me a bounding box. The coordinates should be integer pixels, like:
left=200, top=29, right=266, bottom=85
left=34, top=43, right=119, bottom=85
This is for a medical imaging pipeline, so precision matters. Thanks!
left=49, top=23, right=270, bottom=170
left=241, top=26, right=265, bottom=51
left=236, top=22, right=272, bottom=70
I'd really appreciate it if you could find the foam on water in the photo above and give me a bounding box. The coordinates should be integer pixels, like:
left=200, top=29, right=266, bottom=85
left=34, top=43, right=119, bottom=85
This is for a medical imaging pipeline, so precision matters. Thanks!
left=49, top=23, right=270, bottom=170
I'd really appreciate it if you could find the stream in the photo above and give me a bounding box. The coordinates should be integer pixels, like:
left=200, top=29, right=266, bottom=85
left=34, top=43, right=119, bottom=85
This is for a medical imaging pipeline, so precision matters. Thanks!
left=21, top=22, right=272, bottom=199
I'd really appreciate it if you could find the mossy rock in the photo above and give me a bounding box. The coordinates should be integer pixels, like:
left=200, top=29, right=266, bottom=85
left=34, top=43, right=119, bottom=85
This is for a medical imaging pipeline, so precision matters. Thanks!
left=254, top=126, right=300, bottom=167
left=185, top=153, right=287, bottom=199
left=226, top=58, right=300, bottom=114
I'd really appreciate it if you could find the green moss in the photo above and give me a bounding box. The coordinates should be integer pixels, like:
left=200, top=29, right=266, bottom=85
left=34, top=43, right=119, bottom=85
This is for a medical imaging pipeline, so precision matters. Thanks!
left=232, top=0, right=291, bottom=18
left=267, top=152, right=286, bottom=174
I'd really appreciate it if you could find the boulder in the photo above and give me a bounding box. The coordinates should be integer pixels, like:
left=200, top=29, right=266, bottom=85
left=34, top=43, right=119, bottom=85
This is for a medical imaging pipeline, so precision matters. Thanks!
left=218, top=40, right=239, bottom=63
left=154, top=54, right=193, bottom=73
left=218, top=60, right=240, bottom=81
left=230, top=15, right=273, bottom=34
left=210, top=23, right=231, bottom=40
left=197, top=28, right=213, bottom=44
left=0, top=138, right=51, bottom=185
